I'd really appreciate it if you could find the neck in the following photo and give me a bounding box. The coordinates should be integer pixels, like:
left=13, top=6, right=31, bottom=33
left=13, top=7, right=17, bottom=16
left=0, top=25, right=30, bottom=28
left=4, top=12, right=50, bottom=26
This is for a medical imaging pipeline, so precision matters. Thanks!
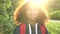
left=27, top=19, right=36, bottom=27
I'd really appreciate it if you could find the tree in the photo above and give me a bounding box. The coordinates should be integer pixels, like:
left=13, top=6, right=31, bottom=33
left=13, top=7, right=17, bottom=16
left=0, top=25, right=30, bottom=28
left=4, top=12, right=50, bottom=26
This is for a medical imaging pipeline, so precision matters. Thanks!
left=0, top=0, right=16, bottom=34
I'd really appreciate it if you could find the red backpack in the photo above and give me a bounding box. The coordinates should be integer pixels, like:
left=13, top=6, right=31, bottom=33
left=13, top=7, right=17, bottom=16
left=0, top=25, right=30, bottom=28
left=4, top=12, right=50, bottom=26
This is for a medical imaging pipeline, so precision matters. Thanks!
left=20, top=23, right=46, bottom=34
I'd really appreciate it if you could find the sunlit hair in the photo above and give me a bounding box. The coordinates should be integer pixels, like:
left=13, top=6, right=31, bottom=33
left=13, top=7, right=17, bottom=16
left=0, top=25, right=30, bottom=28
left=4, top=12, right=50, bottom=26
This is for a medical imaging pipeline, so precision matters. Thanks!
left=14, top=3, right=49, bottom=25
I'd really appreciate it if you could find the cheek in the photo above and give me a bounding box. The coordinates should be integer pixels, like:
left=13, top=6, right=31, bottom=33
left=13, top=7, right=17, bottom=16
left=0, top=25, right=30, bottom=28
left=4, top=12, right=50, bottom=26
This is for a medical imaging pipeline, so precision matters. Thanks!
left=26, top=11, right=32, bottom=16
left=33, top=11, right=38, bottom=16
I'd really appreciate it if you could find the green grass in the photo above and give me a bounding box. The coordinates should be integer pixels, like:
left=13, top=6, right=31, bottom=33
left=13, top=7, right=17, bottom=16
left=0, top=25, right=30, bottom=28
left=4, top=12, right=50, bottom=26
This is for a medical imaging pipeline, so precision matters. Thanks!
left=47, top=22, right=60, bottom=34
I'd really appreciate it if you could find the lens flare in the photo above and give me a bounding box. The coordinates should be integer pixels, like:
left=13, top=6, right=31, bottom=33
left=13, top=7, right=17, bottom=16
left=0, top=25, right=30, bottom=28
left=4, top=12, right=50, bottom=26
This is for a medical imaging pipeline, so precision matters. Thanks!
left=28, top=0, right=50, bottom=9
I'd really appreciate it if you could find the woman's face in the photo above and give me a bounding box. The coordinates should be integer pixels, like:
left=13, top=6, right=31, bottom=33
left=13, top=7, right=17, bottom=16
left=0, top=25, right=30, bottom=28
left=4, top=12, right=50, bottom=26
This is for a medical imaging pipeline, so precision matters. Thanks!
left=26, top=4, right=39, bottom=20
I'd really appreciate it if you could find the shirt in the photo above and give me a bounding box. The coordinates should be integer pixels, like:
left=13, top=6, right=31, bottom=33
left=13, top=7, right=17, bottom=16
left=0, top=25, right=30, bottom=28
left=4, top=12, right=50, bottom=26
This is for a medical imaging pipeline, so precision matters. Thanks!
left=13, top=23, right=48, bottom=34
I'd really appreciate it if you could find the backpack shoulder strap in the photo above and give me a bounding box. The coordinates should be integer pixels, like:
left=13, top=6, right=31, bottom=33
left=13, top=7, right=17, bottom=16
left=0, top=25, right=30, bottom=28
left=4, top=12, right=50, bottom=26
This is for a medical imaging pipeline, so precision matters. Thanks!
left=40, top=25, right=46, bottom=34
left=20, top=23, right=26, bottom=34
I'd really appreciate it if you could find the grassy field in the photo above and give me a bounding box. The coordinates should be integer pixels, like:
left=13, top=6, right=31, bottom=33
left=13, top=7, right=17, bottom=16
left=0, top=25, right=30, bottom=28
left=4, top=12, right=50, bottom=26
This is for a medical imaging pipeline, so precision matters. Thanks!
left=47, top=22, right=60, bottom=34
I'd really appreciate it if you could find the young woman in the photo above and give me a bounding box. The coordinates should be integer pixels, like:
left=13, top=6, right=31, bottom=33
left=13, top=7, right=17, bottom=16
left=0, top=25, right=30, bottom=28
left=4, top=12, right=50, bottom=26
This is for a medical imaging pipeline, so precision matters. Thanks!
left=13, top=1, right=49, bottom=34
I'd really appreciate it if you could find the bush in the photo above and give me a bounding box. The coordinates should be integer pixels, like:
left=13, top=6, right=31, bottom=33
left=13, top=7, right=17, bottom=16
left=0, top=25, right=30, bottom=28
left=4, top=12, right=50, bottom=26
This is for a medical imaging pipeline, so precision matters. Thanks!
left=47, top=22, right=60, bottom=34
left=50, top=10, right=60, bottom=20
left=0, top=0, right=16, bottom=34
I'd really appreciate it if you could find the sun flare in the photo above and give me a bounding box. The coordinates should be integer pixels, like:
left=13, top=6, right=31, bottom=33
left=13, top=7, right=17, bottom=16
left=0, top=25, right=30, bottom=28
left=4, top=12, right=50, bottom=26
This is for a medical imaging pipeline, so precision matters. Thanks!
left=14, top=0, right=50, bottom=21
left=29, top=0, right=49, bottom=8
left=20, top=0, right=49, bottom=9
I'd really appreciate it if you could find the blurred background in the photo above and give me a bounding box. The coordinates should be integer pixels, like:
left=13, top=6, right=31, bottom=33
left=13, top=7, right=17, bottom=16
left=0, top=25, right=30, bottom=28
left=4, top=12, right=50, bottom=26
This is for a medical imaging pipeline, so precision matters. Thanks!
left=0, top=0, right=60, bottom=34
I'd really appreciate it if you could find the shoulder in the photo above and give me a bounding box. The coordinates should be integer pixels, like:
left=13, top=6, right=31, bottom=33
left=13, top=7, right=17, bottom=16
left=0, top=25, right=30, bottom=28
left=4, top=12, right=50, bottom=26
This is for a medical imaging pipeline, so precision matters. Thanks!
left=13, top=25, right=20, bottom=34
left=39, top=25, right=49, bottom=34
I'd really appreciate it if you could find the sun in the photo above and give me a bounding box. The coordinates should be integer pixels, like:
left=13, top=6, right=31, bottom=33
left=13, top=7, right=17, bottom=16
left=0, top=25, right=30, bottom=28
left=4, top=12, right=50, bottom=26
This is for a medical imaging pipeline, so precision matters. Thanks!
left=27, top=0, right=50, bottom=9
left=18, top=0, right=50, bottom=9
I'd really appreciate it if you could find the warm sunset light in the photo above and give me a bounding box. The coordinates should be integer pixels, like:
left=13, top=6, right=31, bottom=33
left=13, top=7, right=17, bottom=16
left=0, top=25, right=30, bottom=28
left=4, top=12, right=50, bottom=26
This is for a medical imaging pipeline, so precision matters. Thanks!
left=28, top=0, right=50, bottom=9
left=14, top=0, right=50, bottom=21
left=19, top=0, right=50, bottom=9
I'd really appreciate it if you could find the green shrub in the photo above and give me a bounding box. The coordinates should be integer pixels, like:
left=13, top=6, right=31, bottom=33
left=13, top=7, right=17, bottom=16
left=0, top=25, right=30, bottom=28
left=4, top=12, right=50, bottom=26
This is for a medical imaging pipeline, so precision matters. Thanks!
left=50, top=10, right=60, bottom=20
left=47, top=22, right=60, bottom=34
left=0, top=0, right=15, bottom=34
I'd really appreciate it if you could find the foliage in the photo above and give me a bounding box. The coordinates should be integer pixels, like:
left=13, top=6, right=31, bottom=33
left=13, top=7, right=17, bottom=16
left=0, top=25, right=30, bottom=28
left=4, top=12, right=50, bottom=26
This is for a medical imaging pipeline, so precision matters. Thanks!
left=47, top=22, right=60, bottom=34
left=48, top=0, right=60, bottom=20
left=48, top=0, right=60, bottom=11
left=0, top=0, right=16, bottom=34
left=49, top=10, right=60, bottom=20
left=0, top=0, right=60, bottom=34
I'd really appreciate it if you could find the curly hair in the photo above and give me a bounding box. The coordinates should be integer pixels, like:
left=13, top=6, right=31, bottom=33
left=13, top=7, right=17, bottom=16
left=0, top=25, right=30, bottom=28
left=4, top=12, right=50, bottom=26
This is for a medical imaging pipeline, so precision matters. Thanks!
left=14, top=3, right=49, bottom=25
